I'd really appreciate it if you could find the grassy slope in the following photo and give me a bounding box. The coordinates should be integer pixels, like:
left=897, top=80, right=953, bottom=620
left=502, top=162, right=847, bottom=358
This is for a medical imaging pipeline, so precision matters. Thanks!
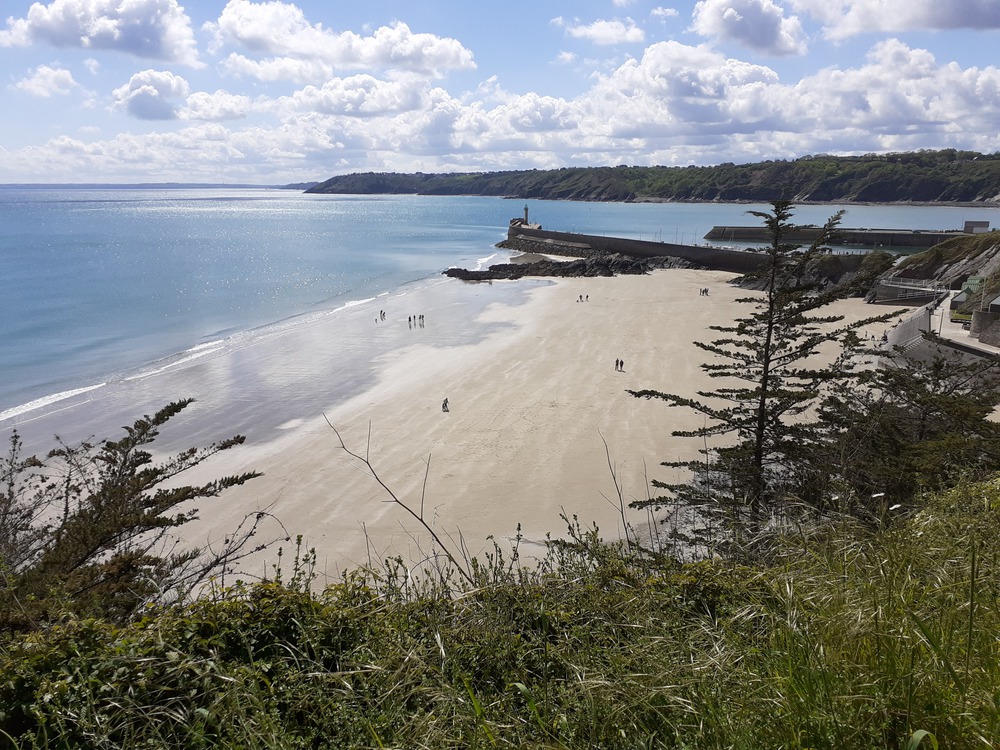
left=893, top=233, right=1000, bottom=311
left=2, top=482, right=999, bottom=749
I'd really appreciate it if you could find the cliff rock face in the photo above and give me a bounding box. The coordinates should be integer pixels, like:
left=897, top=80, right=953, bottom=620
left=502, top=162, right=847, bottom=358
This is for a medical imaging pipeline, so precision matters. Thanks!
left=864, top=234, right=1000, bottom=306
left=890, top=235, right=1000, bottom=288
left=734, top=251, right=894, bottom=294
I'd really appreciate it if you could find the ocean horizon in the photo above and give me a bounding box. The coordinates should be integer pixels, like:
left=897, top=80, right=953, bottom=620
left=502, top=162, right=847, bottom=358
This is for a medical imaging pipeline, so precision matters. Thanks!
left=3, top=188, right=995, bottom=455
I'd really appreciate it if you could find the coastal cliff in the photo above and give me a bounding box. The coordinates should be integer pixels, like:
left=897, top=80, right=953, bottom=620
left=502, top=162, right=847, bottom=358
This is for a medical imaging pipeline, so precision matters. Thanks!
left=307, top=150, right=1000, bottom=203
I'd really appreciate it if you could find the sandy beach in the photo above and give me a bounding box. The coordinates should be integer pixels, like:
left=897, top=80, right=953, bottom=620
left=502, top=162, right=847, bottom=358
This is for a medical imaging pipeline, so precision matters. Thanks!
left=177, top=268, right=890, bottom=583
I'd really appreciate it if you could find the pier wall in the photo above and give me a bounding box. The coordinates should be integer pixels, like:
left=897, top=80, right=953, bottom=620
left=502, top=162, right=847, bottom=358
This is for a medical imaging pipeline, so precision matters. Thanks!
left=705, top=225, right=966, bottom=248
left=509, top=225, right=769, bottom=273
left=508, top=224, right=868, bottom=276
left=971, top=310, right=1000, bottom=347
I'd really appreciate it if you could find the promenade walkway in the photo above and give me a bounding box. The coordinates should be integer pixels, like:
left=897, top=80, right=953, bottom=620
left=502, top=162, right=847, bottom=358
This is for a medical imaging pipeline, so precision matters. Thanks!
left=913, top=291, right=1000, bottom=358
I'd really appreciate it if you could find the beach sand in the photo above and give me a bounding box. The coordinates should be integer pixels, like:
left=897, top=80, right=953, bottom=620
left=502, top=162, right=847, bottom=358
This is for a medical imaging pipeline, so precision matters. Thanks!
left=176, top=268, right=890, bottom=583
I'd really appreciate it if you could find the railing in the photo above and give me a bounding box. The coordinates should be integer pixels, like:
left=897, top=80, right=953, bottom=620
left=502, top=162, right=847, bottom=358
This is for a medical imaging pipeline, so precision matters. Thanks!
left=887, top=290, right=950, bottom=349
left=882, top=276, right=949, bottom=291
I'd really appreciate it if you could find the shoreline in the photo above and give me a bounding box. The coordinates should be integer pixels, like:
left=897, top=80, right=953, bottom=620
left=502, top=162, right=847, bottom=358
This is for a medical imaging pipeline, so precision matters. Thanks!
left=3, top=273, right=534, bottom=458
left=173, top=269, right=893, bottom=583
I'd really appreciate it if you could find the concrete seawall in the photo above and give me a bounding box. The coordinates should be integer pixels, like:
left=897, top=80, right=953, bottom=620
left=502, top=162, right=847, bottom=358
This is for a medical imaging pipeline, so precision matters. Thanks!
left=705, top=225, right=966, bottom=249
left=507, top=224, right=868, bottom=275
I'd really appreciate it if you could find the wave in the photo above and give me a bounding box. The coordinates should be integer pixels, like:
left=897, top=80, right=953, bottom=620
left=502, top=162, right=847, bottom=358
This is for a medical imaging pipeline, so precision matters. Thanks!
left=124, top=342, right=228, bottom=382
left=335, top=295, right=379, bottom=311
left=0, top=382, right=107, bottom=423
left=474, top=252, right=502, bottom=270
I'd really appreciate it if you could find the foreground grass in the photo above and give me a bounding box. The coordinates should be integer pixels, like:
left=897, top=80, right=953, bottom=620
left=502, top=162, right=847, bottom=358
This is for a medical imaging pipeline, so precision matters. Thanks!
left=2, top=482, right=1000, bottom=749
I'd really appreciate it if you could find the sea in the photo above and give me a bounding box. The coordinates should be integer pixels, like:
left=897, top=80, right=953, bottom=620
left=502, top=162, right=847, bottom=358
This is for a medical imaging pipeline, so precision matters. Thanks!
left=2, top=187, right=997, bottom=455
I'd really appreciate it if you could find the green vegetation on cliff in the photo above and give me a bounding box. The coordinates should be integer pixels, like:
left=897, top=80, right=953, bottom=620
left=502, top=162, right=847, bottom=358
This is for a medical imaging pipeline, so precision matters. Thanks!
left=307, top=149, right=1000, bottom=203
left=1, top=487, right=997, bottom=748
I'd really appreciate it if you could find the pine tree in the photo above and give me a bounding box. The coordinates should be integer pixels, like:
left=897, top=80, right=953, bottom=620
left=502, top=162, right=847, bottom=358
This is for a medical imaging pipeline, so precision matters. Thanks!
left=629, top=201, right=892, bottom=553
left=0, top=400, right=285, bottom=631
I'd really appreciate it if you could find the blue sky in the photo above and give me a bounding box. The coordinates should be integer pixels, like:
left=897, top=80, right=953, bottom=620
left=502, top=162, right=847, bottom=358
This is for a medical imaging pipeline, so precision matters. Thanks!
left=1, top=0, right=999, bottom=184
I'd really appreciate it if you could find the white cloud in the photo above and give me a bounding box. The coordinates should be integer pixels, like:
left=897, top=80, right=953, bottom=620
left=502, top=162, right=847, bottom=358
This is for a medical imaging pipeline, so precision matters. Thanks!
left=555, top=51, right=577, bottom=64
left=652, top=7, right=680, bottom=21
left=498, top=93, right=579, bottom=133
left=791, top=0, right=1000, bottom=38
left=774, top=40, right=1000, bottom=138
left=221, top=53, right=333, bottom=83
left=8, top=29, right=1000, bottom=183
left=180, top=90, right=252, bottom=121
left=206, top=1, right=475, bottom=78
left=583, top=41, right=780, bottom=141
left=558, top=18, right=646, bottom=45
left=83, top=57, right=100, bottom=74
left=112, top=69, right=190, bottom=120
left=13, top=125, right=268, bottom=181
left=14, top=64, right=77, bottom=97
left=0, top=0, right=200, bottom=67
left=692, top=0, right=807, bottom=55
left=278, top=75, right=428, bottom=116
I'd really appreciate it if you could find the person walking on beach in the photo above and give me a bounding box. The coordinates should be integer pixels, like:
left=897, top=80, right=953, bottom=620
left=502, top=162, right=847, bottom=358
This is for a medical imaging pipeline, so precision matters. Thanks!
left=615, top=358, right=620, bottom=371
left=442, top=397, right=449, bottom=412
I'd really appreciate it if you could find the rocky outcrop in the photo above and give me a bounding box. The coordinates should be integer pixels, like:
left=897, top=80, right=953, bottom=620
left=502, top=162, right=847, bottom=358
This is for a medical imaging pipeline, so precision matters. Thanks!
left=443, top=252, right=693, bottom=281
left=735, top=251, right=894, bottom=295
left=891, top=236, right=1000, bottom=288
left=866, top=234, right=1000, bottom=306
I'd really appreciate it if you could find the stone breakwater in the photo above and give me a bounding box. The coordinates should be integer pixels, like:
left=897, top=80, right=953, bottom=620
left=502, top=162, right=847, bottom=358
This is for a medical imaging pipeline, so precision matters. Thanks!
left=444, top=225, right=878, bottom=291
left=496, top=235, right=601, bottom=259
left=443, top=247, right=692, bottom=281
left=705, top=225, right=968, bottom=248
left=505, top=223, right=774, bottom=274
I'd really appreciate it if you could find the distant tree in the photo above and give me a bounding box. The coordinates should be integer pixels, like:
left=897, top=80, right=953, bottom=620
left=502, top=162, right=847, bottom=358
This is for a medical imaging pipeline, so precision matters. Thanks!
left=0, top=400, right=284, bottom=632
left=629, top=201, right=893, bottom=553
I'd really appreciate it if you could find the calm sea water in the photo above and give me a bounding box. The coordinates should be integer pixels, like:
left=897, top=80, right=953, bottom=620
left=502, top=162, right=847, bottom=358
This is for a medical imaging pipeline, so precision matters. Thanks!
left=2, top=188, right=996, bottom=452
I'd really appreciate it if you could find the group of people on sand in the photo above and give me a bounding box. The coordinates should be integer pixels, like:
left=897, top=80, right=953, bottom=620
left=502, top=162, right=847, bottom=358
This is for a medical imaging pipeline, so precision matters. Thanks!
left=373, top=309, right=427, bottom=328
left=577, top=294, right=589, bottom=302
left=698, top=287, right=710, bottom=296
left=615, top=358, right=625, bottom=372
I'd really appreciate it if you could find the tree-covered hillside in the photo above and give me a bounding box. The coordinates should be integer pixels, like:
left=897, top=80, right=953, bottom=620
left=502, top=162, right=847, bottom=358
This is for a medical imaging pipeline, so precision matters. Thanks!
left=306, top=149, right=1000, bottom=203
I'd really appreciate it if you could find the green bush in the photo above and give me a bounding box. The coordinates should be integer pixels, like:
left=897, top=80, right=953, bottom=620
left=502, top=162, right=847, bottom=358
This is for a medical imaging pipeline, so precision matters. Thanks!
left=3, top=491, right=997, bottom=748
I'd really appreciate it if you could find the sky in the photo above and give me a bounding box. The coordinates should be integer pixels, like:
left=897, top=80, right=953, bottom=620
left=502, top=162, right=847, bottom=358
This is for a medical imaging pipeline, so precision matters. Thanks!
left=1, top=0, right=1000, bottom=184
